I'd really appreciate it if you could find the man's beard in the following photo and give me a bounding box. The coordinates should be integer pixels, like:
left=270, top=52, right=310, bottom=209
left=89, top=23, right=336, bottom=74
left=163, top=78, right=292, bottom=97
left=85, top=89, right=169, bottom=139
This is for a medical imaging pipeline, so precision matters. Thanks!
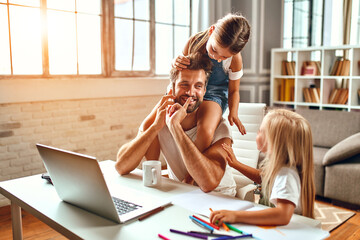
left=175, top=95, right=202, bottom=113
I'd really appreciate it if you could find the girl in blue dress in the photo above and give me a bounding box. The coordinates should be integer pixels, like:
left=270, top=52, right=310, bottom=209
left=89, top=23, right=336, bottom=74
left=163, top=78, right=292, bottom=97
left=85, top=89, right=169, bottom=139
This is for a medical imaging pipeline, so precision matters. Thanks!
left=173, top=13, right=250, bottom=153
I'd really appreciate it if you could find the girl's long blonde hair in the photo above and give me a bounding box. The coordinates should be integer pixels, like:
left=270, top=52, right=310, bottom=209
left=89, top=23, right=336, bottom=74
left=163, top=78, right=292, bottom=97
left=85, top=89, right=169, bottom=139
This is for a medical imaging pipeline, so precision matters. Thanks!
left=188, top=13, right=250, bottom=55
left=260, top=109, right=315, bottom=218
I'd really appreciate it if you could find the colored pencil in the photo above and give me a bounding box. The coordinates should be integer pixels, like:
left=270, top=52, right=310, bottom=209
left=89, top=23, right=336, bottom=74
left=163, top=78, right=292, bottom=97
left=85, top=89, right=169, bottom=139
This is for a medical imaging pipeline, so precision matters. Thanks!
left=209, top=208, right=229, bottom=231
left=170, top=229, right=208, bottom=239
left=192, top=215, right=220, bottom=230
left=138, top=206, right=165, bottom=221
left=189, top=216, right=214, bottom=232
left=224, top=223, right=243, bottom=234
left=223, top=223, right=230, bottom=231
left=188, top=231, right=233, bottom=237
left=191, top=219, right=213, bottom=232
left=158, top=233, right=171, bottom=240
left=213, top=234, right=253, bottom=240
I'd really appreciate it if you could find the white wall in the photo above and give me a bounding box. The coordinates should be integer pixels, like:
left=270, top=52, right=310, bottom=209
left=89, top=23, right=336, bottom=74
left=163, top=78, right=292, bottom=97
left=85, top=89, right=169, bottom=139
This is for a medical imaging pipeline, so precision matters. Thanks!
left=231, top=0, right=283, bottom=105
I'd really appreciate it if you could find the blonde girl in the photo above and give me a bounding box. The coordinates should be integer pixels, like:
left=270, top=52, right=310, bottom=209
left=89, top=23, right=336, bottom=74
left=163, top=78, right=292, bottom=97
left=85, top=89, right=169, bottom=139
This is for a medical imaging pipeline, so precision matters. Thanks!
left=173, top=13, right=250, bottom=153
left=210, top=109, right=315, bottom=226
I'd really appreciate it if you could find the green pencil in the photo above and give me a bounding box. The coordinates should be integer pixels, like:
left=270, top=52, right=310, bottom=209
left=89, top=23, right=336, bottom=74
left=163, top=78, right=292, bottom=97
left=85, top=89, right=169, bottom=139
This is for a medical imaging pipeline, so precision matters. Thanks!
left=224, top=223, right=243, bottom=234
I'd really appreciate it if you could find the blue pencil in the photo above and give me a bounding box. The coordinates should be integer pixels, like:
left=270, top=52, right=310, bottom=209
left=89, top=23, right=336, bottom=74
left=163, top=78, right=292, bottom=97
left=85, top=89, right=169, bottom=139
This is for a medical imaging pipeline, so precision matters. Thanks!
left=189, top=216, right=214, bottom=232
left=213, top=234, right=253, bottom=240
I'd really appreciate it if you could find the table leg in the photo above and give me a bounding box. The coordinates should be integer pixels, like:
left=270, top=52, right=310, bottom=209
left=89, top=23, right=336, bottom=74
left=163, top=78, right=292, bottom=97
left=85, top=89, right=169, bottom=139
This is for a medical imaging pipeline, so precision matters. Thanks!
left=11, top=201, right=23, bottom=240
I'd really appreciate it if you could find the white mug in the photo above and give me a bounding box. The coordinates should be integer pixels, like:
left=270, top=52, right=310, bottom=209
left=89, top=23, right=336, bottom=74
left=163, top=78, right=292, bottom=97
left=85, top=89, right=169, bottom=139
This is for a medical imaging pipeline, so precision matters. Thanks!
left=142, top=161, right=162, bottom=187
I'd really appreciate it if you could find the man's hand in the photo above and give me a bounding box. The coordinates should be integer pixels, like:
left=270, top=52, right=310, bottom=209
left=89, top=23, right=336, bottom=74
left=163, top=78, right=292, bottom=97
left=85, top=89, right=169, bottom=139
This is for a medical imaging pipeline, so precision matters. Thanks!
left=228, top=112, right=246, bottom=135
left=166, top=97, right=191, bottom=129
left=152, top=89, right=176, bottom=130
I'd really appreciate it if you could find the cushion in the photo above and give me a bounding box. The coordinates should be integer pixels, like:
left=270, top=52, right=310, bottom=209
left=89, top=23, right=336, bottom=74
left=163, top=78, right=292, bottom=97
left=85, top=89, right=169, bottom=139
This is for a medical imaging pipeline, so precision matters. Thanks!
left=313, top=147, right=328, bottom=196
left=324, top=155, right=360, bottom=205
left=296, top=108, right=360, bottom=148
left=323, top=133, right=360, bottom=165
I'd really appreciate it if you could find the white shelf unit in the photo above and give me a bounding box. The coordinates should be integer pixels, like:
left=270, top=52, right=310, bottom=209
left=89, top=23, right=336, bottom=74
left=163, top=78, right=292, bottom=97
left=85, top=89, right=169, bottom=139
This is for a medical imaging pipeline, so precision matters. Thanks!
left=270, top=45, right=360, bottom=111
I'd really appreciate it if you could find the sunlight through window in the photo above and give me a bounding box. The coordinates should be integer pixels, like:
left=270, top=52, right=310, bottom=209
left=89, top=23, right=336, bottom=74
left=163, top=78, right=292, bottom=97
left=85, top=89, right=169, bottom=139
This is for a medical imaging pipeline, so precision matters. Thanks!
left=77, top=14, right=102, bottom=74
left=0, top=5, right=11, bottom=74
left=47, top=10, right=77, bottom=75
left=10, top=5, right=42, bottom=75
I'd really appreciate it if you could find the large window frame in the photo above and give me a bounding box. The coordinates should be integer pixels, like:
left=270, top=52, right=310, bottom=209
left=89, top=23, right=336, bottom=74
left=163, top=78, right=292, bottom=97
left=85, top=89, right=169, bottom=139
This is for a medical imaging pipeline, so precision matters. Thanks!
left=0, top=0, right=192, bottom=79
left=282, top=0, right=324, bottom=49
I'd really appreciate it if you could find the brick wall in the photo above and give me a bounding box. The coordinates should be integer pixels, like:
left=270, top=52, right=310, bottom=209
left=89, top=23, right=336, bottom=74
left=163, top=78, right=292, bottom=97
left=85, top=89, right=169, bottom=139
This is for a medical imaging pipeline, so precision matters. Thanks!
left=0, top=95, right=160, bottom=206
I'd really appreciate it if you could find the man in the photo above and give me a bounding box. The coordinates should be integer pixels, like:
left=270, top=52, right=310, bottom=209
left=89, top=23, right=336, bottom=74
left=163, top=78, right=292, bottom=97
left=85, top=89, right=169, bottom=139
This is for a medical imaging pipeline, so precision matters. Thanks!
left=115, top=53, right=236, bottom=196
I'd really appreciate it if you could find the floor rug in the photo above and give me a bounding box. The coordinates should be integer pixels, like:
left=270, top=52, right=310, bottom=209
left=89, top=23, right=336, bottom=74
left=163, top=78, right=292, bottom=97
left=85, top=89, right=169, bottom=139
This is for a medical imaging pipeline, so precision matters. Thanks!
left=314, top=202, right=355, bottom=232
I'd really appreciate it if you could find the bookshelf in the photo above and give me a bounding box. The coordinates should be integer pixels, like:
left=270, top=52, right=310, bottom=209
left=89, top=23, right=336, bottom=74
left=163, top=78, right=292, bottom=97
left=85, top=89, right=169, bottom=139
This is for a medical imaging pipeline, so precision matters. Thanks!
left=270, top=45, right=360, bottom=111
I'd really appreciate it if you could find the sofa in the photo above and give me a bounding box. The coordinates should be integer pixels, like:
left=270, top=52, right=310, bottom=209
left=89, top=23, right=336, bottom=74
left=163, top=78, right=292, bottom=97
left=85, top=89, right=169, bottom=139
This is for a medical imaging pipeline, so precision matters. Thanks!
left=295, top=108, right=360, bottom=206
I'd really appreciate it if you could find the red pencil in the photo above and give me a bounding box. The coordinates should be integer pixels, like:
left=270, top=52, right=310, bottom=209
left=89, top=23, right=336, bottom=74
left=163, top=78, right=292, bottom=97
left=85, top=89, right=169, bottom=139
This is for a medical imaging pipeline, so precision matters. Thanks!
left=192, top=215, right=220, bottom=230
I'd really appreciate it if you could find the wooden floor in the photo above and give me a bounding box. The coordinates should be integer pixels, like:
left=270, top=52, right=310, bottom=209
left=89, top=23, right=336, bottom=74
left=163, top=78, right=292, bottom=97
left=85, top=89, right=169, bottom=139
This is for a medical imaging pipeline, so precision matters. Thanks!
left=0, top=201, right=359, bottom=240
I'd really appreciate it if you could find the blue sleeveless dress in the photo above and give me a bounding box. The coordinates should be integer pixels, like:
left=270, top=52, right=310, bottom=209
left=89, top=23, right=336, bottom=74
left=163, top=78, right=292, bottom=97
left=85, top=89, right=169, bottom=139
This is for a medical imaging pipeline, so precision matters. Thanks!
left=204, top=58, right=229, bottom=113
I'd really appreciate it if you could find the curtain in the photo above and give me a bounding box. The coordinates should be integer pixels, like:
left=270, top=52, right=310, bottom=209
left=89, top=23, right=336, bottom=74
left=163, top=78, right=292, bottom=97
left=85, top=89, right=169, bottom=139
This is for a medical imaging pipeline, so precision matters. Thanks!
left=343, top=0, right=352, bottom=45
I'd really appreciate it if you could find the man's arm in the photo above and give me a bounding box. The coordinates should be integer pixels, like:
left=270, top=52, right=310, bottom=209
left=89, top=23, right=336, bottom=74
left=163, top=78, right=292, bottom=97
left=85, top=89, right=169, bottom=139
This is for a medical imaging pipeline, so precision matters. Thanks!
left=166, top=99, right=230, bottom=192
left=169, top=121, right=230, bottom=192
left=115, top=125, right=161, bottom=175
left=115, top=96, right=173, bottom=175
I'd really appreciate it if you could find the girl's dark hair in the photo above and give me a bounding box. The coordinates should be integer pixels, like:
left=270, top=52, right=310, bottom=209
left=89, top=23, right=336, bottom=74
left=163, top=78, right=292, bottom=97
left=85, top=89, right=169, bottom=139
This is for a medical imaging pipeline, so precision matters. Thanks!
left=188, top=13, right=250, bottom=55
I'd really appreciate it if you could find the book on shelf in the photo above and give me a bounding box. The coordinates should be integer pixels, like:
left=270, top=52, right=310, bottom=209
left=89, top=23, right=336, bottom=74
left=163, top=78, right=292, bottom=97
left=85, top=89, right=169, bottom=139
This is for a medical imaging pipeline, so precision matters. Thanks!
left=302, top=87, right=320, bottom=103
left=330, top=59, right=340, bottom=75
left=284, top=79, right=295, bottom=101
left=303, top=88, right=311, bottom=103
left=281, top=60, right=296, bottom=75
left=313, top=87, right=320, bottom=103
left=323, top=79, right=336, bottom=104
left=341, top=60, right=350, bottom=76
left=330, top=58, right=350, bottom=76
left=328, top=89, right=338, bottom=104
left=339, top=89, right=349, bottom=104
left=278, top=79, right=294, bottom=102
left=301, top=61, right=321, bottom=76
left=328, top=88, right=349, bottom=104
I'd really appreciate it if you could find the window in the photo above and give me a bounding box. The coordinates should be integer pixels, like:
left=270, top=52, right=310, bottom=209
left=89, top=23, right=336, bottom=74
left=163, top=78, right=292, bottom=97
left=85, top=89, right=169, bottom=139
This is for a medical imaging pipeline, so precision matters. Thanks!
left=0, top=0, right=102, bottom=76
left=154, top=0, right=190, bottom=75
left=350, top=0, right=360, bottom=45
left=111, top=0, right=191, bottom=76
left=282, top=0, right=323, bottom=48
left=0, top=0, right=192, bottom=77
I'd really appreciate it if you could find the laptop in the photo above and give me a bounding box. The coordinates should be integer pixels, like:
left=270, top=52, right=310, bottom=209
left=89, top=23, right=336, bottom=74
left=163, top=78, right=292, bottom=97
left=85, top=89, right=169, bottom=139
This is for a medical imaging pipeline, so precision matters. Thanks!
left=36, top=143, right=170, bottom=224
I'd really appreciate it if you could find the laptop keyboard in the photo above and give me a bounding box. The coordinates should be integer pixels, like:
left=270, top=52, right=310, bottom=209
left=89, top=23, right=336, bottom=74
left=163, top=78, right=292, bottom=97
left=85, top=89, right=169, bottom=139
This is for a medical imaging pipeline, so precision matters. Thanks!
left=112, top=197, right=142, bottom=216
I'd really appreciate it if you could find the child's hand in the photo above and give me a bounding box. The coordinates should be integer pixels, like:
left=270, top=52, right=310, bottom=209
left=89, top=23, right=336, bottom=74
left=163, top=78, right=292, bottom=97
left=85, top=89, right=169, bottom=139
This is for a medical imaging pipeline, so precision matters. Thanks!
left=221, top=143, right=239, bottom=168
left=210, top=209, right=238, bottom=226
left=228, top=113, right=246, bottom=135
left=172, top=55, right=190, bottom=70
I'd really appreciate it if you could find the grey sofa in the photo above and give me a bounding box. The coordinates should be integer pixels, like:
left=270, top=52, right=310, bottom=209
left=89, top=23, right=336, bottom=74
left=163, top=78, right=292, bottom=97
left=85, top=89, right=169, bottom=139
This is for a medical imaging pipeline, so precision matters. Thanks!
left=296, top=108, right=360, bottom=206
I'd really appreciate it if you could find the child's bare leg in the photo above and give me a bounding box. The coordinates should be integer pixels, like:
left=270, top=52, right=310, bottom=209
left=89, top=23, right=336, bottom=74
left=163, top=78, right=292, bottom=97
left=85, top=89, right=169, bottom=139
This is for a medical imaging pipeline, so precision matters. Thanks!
left=195, top=100, right=223, bottom=152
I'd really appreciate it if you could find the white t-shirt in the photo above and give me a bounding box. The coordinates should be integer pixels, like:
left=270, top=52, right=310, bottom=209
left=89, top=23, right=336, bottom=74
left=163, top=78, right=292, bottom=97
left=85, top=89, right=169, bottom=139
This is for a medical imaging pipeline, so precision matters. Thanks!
left=270, top=167, right=302, bottom=215
left=222, top=56, right=244, bottom=80
left=158, top=118, right=237, bottom=197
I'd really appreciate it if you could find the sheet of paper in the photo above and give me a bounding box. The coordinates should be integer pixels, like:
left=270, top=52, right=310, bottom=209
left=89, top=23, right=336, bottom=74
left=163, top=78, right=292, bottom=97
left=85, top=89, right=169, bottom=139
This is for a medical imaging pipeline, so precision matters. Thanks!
left=170, top=189, right=253, bottom=217
left=233, top=220, right=329, bottom=240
